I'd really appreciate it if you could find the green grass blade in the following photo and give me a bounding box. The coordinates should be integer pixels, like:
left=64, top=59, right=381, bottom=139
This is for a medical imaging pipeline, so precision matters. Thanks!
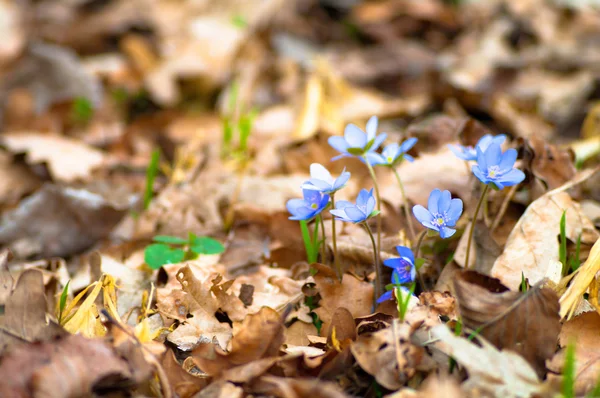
left=562, top=341, right=576, bottom=398
left=560, top=210, right=568, bottom=275
left=58, top=280, right=70, bottom=323
left=143, top=149, right=160, bottom=210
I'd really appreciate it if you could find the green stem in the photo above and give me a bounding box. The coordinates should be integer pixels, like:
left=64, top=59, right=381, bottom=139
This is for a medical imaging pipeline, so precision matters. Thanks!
left=412, top=230, right=428, bottom=292
left=465, top=184, right=490, bottom=269
left=364, top=222, right=383, bottom=304
left=300, top=220, right=317, bottom=263
left=393, top=168, right=415, bottom=238
left=331, top=194, right=342, bottom=281
left=318, top=214, right=326, bottom=263
left=365, top=159, right=382, bottom=259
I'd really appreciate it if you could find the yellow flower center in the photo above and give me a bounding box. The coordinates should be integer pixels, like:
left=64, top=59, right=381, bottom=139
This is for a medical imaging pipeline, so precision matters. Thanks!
left=436, top=217, right=444, bottom=225
left=311, top=203, right=318, bottom=209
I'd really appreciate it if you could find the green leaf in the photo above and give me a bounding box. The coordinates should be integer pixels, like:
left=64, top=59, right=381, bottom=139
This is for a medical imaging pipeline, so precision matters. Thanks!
left=58, top=280, right=70, bottom=323
left=347, top=147, right=365, bottom=156
left=144, top=243, right=185, bottom=269
left=562, top=341, right=576, bottom=398
left=369, top=209, right=381, bottom=218
left=189, top=236, right=225, bottom=255
left=560, top=210, right=568, bottom=275
left=415, top=258, right=426, bottom=270
left=152, top=235, right=187, bottom=245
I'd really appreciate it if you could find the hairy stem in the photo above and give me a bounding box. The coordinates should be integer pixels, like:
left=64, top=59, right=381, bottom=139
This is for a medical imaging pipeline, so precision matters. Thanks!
left=364, top=222, right=383, bottom=303
left=331, top=194, right=342, bottom=281
left=393, top=168, right=415, bottom=238
left=318, top=214, right=326, bottom=263
left=465, top=184, right=490, bottom=269
left=412, top=230, right=428, bottom=291
left=365, top=159, right=382, bottom=257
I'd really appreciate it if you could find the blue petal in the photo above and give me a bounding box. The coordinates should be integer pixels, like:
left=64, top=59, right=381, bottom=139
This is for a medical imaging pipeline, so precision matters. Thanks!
left=310, top=163, right=333, bottom=182
left=428, top=189, right=441, bottom=214
left=335, top=200, right=353, bottom=210
left=356, top=189, right=371, bottom=207
left=446, top=198, right=463, bottom=225
left=329, top=136, right=349, bottom=154
left=330, top=209, right=351, bottom=222
left=475, top=146, right=488, bottom=171
left=333, top=171, right=351, bottom=190
left=491, top=134, right=507, bottom=146
left=499, top=148, right=517, bottom=171
left=400, top=137, right=417, bottom=153
left=376, top=290, right=394, bottom=304
left=476, top=134, right=493, bottom=151
left=370, top=133, right=387, bottom=152
left=413, top=205, right=433, bottom=224
left=404, top=154, right=415, bottom=162
left=383, top=258, right=404, bottom=269
left=318, top=194, right=331, bottom=209
left=344, top=206, right=367, bottom=223
left=331, top=153, right=350, bottom=161
left=287, top=198, right=307, bottom=213
left=498, top=168, right=525, bottom=186
left=303, top=189, right=321, bottom=204
left=366, top=116, right=379, bottom=141
left=439, top=226, right=456, bottom=239
left=344, top=124, right=367, bottom=148
left=484, top=143, right=502, bottom=167
left=393, top=267, right=414, bottom=284
left=363, top=152, right=387, bottom=166
left=472, top=165, right=489, bottom=185
left=438, top=190, right=452, bottom=213
left=448, top=144, right=475, bottom=161
left=303, top=178, right=330, bottom=192
left=396, top=246, right=415, bottom=263
left=382, top=143, right=399, bottom=159
left=366, top=195, right=376, bottom=215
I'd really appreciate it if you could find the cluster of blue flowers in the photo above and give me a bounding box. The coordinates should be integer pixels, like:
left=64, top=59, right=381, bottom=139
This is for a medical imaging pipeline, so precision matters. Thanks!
left=287, top=116, right=526, bottom=306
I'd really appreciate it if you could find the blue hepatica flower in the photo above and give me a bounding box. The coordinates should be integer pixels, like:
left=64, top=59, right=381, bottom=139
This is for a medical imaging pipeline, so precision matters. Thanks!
left=287, top=189, right=330, bottom=221
left=366, top=138, right=418, bottom=166
left=448, top=134, right=507, bottom=161
left=413, top=189, right=463, bottom=238
left=301, top=163, right=350, bottom=194
left=330, top=188, right=377, bottom=223
left=329, top=116, right=387, bottom=161
left=377, top=271, right=411, bottom=303
left=472, top=143, right=525, bottom=190
left=383, top=246, right=416, bottom=283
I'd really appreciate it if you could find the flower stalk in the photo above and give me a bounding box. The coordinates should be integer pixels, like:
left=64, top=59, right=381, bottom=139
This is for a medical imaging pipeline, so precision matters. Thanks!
left=330, top=194, right=342, bottom=280
left=364, top=159, right=382, bottom=257
left=393, top=168, right=415, bottom=238
left=364, top=222, right=383, bottom=303
left=465, top=184, right=490, bottom=269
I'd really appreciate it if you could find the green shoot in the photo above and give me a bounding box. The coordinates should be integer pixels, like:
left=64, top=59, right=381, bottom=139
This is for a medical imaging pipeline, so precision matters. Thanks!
left=221, top=80, right=255, bottom=161
left=520, top=272, right=529, bottom=292
left=70, top=97, right=94, bottom=125
left=569, top=234, right=582, bottom=272
left=143, top=149, right=160, bottom=210
left=299, top=220, right=320, bottom=264
left=231, top=14, right=248, bottom=28
left=562, top=341, right=576, bottom=398
left=560, top=210, right=568, bottom=275
left=58, top=280, right=70, bottom=323
left=144, top=233, right=225, bottom=269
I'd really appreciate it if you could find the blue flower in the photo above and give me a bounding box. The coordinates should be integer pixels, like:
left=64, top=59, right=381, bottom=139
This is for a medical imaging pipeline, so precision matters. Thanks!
left=413, top=189, right=463, bottom=238
left=330, top=188, right=377, bottom=223
left=472, top=143, right=525, bottom=190
left=329, top=116, right=387, bottom=161
left=376, top=268, right=411, bottom=303
left=287, top=189, right=330, bottom=221
left=448, top=134, right=507, bottom=161
left=383, top=246, right=416, bottom=283
left=365, top=138, right=418, bottom=166
left=301, top=163, right=351, bottom=194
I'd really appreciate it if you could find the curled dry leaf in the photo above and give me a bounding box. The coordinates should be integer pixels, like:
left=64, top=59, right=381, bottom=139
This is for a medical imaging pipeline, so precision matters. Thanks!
left=162, top=349, right=210, bottom=398
left=491, top=190, right=598, bottom=290
left=453, top=271, right=560, bottom=377
left=351, top=320, right=424, bottom=390
left=0, top=249, right=13, bottom=305
left=418, top=291, right=458, bottom=320
left=521, top=136, right=577, bottom=191
left=1, top=133, right=104, bottom=182
left=252, top=376, right=349, bottom=398
left=0, top=333, right=150, bottom=398
left=429, top=325, right=549, bottom=398
left=191, top=306, right=284, bottom=376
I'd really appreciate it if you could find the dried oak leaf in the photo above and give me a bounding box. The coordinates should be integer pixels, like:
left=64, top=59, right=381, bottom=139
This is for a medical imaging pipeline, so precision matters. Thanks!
left=1, top=133, right=104, bottom=182
left=0, top=269, right=64, bottom=352
left=162, top=349, right=210, bottom=398
left=491, top=190, right=598, bottom=290
left=0, top=249, right=13, bottom=305
left=312, top=264, right=373, bottom=336
left=191, top=306, right=284, bottom=376
left=547, top=311, right=600, bottom=396
left=453, top=271, right=560, bottom=377
left=521, top=136, right=576, bottom=190
left=252, top=376, right=348, bottom=398
left=0, top=334, right=146, bottom=398
left=351, top=320, right=424, bottom=390
left=429, top=325, right=549, bottom=398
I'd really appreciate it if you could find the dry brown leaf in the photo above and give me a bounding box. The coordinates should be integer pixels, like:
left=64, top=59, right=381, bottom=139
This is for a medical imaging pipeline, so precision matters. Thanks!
left=491, top=191, right=598, bottom=290
left=429, top=325, right=549, bottom=398
left=1, top=133, right=105, bottom=182
left=0, top=152, right=40, bottom=206
left=326, top=307, right=357, bottom=349
left=0, top=269, right=64, bottom=352
left=191, top=306, right=284, bottom=376
left=0, top=183, right=135, bottom=258
left=351, top=320, right=424, bottom=390
left=162, top=350, right=210, bottom=398
left=453, top=271, right=560, bottom=377
left=0, top=333, right=150, bottom=398
left=561, top=237, right=600, bottom=319
left=253, top=376, right=348, bottom=398
left=0, top=249, right=13, bottom=306
left=418, top=291, right=458, bottom=320
left=521, top=136, right=577, bottom=191
left=312, top=264, right=373, bottom=336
